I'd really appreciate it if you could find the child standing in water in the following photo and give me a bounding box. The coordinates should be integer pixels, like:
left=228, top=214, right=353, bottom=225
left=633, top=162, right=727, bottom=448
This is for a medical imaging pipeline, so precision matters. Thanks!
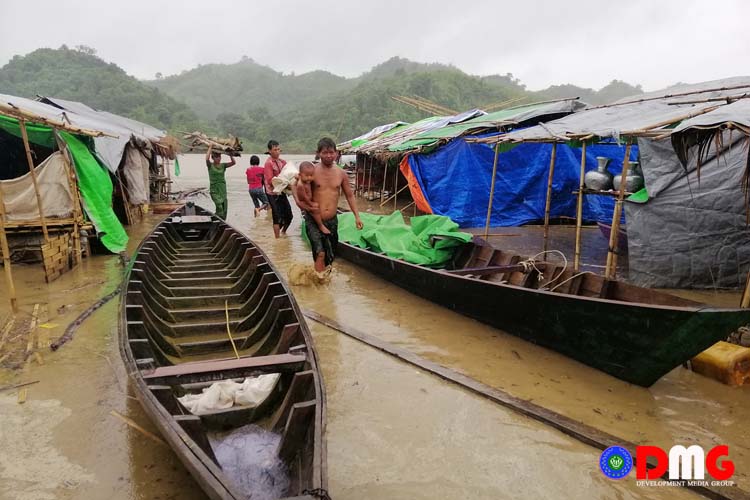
left=246, top=155, right=269, bottom=217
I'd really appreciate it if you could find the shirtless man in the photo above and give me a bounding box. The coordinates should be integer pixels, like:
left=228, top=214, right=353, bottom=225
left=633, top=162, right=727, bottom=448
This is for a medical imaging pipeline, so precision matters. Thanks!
left=306, top=137, right=363, bottom=272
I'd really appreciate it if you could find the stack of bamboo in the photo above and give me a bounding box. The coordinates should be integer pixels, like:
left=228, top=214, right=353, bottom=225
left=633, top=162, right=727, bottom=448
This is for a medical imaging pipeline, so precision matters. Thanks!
left=183, top=131, right=243, bottom=156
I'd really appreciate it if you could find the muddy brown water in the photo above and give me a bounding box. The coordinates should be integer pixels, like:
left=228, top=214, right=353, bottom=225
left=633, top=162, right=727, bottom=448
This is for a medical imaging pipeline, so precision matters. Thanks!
left=0, top=154, right=747, bottom=499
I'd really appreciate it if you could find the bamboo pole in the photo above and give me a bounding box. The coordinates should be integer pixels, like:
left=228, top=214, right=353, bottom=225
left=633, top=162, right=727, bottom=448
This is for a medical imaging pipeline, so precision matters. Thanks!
left=0, top=185, right=18, bottom=313
left=380, top=160, right=388, bottom=201
left=19, top=120, right=49, bottom=242
left=484, top=143, right=501, bottom=239
left=55, top=133, right=84, bottom=264
left=354, top=156, right=359, bottom=195
left=585, top=83, right=750, bottom=110
left=543, top=143, right=558, bottom=253
left=366, top=156, right=373, bottom=197
left=573, top=141, right=587, bottom=271
left=393, top=159, right=399, bottom=212
left=380, top=184, right=410, bottom=206
left=0, top=103, right=113, bottom=138
left=605, top=143, right=633, bottom=279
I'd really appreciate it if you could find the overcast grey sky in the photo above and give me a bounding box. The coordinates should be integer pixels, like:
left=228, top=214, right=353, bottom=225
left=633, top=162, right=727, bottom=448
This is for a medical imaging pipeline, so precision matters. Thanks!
left=1, top=0, right=748, bottom=91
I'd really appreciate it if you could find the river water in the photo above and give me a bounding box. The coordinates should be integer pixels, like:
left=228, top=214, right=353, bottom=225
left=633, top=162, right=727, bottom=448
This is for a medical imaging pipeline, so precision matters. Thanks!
left=0, top=153, right=747, bottom=499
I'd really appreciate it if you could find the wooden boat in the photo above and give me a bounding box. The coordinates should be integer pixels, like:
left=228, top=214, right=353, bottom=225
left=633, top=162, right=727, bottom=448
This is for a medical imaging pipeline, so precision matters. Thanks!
left=119, top=203, right=327, bottom=499
left=337, top=235, right=750, bottom=386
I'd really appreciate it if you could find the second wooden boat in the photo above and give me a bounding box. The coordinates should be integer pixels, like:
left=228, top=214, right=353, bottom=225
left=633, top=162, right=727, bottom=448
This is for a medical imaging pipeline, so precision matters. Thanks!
left=337, top=234, right=750, bottom=386
left=120, top=203, right=326, bottom=499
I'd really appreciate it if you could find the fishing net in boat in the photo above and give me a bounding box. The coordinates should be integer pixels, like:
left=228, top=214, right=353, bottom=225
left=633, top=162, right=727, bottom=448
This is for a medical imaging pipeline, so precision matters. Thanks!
left=208, top=424, right=290, bottom=500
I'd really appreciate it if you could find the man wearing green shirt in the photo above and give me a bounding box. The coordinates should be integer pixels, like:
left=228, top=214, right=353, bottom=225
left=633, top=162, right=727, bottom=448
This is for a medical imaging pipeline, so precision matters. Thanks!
left=205, top=145, right=236, bottom=219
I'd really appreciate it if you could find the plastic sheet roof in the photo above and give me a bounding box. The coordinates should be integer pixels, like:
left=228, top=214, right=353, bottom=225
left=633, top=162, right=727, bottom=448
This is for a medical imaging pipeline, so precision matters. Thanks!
left=473, top=77, right=750, bottom=145
left=341, top=98, right=585, bottom=155
left=0, top=93, right=117, bottom=137
left=38, top=96, right=167, bottom=173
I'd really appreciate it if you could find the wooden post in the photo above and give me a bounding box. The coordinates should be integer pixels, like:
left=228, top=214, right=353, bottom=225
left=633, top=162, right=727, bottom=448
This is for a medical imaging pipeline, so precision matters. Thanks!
left=740, top=270, right=750, bottom=308
left=354, top=156, right=360, bottom=195
left=19, top=120, right=49, bottom=242
left=605, top=142, right=633, bottom=279
left=484, top=143, right=501, bottom=239
left=543, top=143, right=558, bottom=253
left=573, top=140, right=587, bottom=271
left=380, top=160, right=388, bottom=202
left=58, top=139, right=84, bottom=264
left=0, top=185, right=18, bottom=313
left=368, top=157, right=375, bottom=197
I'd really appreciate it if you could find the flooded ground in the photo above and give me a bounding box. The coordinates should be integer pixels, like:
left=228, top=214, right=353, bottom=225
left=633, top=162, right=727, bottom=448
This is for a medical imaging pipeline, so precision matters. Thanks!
left=0, top=154, right=747, bottom=499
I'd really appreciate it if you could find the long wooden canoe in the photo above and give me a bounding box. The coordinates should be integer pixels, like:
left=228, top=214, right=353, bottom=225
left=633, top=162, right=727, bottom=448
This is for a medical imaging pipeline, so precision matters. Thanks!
left=337, top=235, right=750, bottom=386
left=119, top=203, right=327, bottom=499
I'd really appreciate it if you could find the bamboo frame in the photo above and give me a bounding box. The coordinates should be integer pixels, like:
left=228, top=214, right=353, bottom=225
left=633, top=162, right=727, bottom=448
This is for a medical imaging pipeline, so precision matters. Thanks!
left=584, top=83, right=750, bottom=111
left=483, top=144, right=501, bottom=239
left=0, top=185, right=18, bottom=313
left=380, top=184, right=409, bottom=206
left=57, top=136, right=84, bottom=264
left=605, top=142, right=633, bottom=279
left=0, top=103, right=114, bottom=138
left=472, top=102, right=726, bottom=146
left=543, top=143, right=558, bottom=253
left=573, top=141, right=587, bottom=271
left=19, top=120, right=49, bottom=243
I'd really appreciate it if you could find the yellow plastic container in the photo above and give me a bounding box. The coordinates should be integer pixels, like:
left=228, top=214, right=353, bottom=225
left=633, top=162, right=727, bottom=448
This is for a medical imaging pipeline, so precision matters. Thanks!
left=691, top=341, right=750, bottom=386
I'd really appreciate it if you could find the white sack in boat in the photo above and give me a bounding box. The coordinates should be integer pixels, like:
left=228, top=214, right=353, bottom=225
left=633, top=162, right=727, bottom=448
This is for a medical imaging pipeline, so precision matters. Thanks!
left=271, top=162, right=298, bottom=195
left=177, top=373, right=280, bottom=415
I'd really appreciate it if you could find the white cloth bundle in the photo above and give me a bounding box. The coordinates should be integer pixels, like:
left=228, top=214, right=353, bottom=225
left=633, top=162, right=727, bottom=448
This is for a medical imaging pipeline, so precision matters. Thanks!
left=271, top=162, right=299, bottom=195
left=177, top=373, right=280, bottom=415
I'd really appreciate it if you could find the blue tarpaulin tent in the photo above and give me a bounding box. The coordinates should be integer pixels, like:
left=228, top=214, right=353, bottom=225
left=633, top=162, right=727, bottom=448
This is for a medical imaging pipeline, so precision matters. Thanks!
left=407, top=133, right=638, bottom=228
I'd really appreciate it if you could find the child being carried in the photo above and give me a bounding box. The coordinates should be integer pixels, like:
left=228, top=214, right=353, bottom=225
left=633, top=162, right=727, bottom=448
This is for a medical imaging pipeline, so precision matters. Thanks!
left=293, top=161, right=331, bottom=235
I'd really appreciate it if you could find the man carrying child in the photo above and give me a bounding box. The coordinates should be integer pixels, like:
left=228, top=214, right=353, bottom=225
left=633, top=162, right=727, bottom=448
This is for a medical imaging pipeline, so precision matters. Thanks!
left=302, top=137, right=363, bottom=272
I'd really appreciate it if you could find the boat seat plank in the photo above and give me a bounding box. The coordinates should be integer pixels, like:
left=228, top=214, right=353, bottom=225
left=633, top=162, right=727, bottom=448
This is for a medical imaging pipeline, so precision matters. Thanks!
left=143, top=353, right=307, bottom=382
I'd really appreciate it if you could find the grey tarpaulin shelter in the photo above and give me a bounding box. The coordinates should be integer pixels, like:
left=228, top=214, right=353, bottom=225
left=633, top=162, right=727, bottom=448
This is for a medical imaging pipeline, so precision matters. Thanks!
left=473, top=77, right=750, bottom=288
left=38, top=96, right=169, bottom=206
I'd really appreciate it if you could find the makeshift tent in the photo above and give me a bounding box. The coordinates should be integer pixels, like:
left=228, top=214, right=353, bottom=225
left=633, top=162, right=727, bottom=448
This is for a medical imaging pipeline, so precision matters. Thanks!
left=38, top=96, right=176, bottom=211
left=0, top=95, right=128, bottom=253
left=625, top=135, right=750, bottom=288
left=342, top=99, right=586, bottom=209
left=391, top=100, right=585, bottom=153
left=0, top=93, right=126, bottom=310
left=337, top=121, right=408, bottom=151
left=474, top=76, right=750, bottom=286
left=624, top=97, right=750, bottom=289
left=404, top=134, right=637, bottom=227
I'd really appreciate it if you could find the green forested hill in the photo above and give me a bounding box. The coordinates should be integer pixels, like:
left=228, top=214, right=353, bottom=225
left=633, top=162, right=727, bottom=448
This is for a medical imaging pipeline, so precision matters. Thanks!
left=0, top=46, right=205, bottom=133
left=147, top=57, right=354, bottom=119
left=150, top=55, right=644, bottom=152
left=0, top=48, right=644, bottom=153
